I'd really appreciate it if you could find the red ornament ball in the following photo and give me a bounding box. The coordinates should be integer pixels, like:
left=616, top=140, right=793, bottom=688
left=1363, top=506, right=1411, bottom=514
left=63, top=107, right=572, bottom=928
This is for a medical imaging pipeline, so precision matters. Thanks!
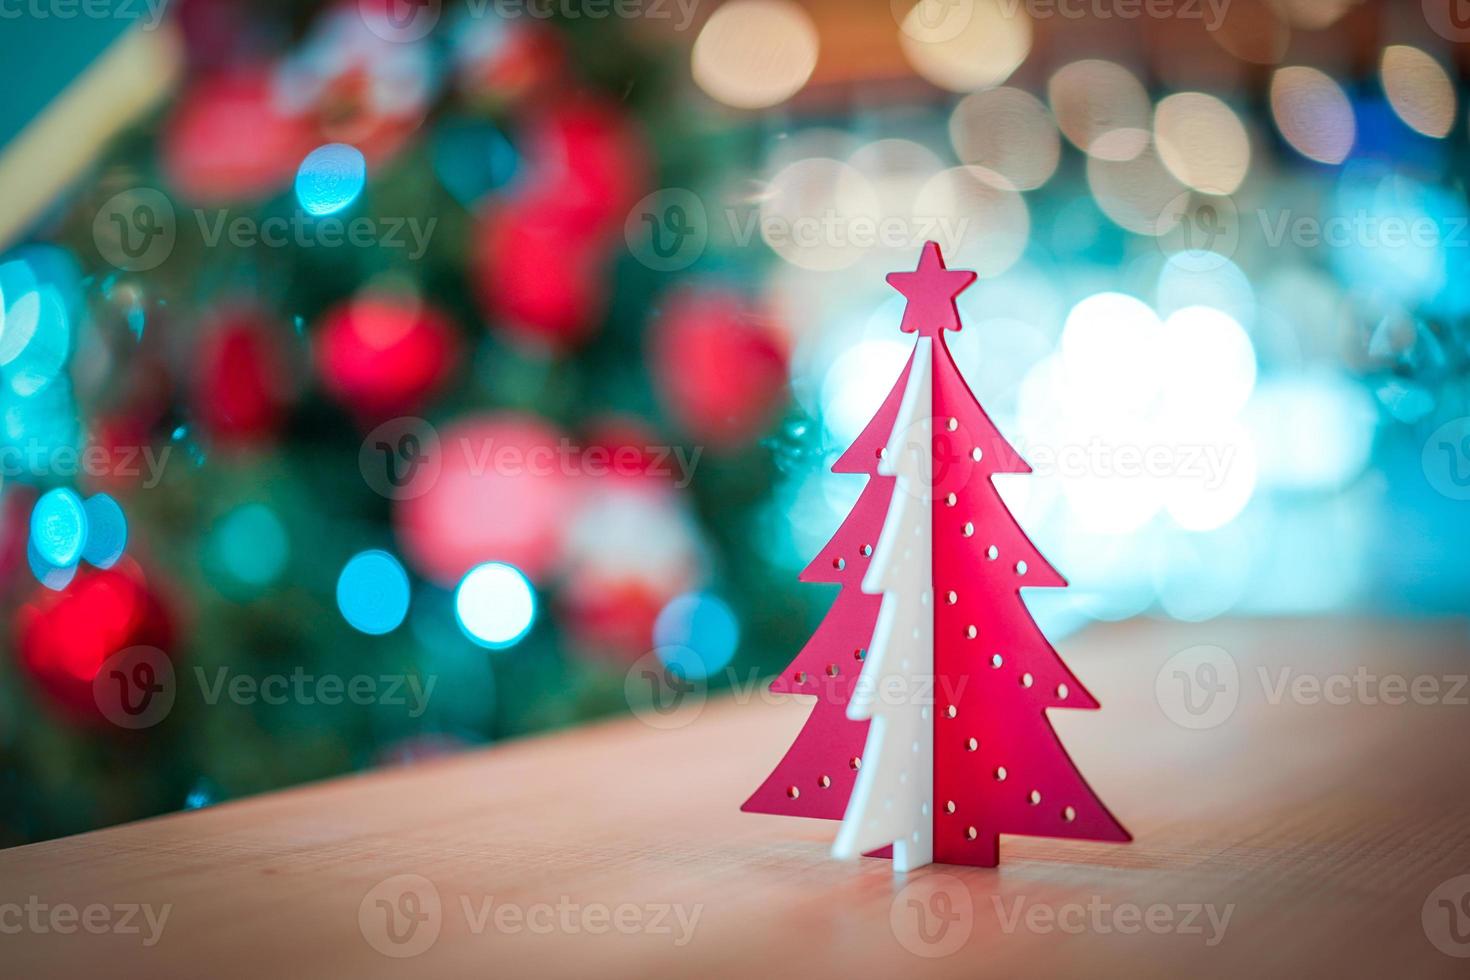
left=14, top=560, right=175, bottom=723
left=514, top=97, right=648, bottom=238
left=394, top=413, right=575, bottom=585
left=162, top=65, right=316, bottom=204
left=314, top=294, right=460, bottom=422
left=193, top=308, right=295, bottom=447
left=473, top=199, right=608, bottom=352
left=650, top=288, right=789, bottom=450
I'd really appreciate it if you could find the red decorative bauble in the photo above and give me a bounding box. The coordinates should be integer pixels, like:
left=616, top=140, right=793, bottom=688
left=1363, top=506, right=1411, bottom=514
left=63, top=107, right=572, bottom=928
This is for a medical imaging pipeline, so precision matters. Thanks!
left=650, top=287, right=790, bottom=450
left=515, top=96, right=648, bottom=238
left=394, top=413, right=575, bottom=585
left=473, top=199, right=609, bottom=351
left=314, top=294, right=460, bottom=422
left=14, top=560, right=175, bottom=723
left=193, top=308, right=295, bottom=447
left=162, top=65, right=316, bottom=204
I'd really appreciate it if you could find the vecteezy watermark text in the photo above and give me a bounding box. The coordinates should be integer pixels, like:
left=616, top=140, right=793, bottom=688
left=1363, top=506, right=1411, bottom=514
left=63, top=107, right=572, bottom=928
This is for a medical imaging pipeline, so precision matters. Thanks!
left=992, top=895, right=1233, bottom=946
left=996, top=0, right=1230, bottom=30
left=0, top=0, right=170, bottom=29
left=0, top=896, right=171, bottom=947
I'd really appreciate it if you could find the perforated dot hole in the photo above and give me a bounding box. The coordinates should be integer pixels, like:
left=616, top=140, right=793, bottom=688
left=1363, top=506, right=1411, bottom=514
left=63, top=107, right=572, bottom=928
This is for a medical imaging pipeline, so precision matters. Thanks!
left=1015, top=560, right=1028, bottom=576
left=947, top=417, right=959, bottom=432
left=1021, top=672, right=1034, bottom=688
left=854, top=648, right=865, bottom=661
left=966, top=826, right=978, bottom=840
left=1029, top=790, right=1042, bottom=805
left=946, top=590, right=958, bottom=605
left=826, top=664, right=839, bottom=677
left=991, top=654, right=1003, bottom=668
left=994, top=766, right=1008, bottom=781
left=945, top=493, right=957, bottom=507
left=786, top=785, right=800, bottom=799
left=970, top=447, right=983, bottom=462
left=818, top=775, right=831, bottom=788
left=833, top=557, right=846, bottom=571
left=1062, top=806, right=1076, bottom=822
left=860, top=544, right=873, bottom=557
left=945, top=704, right=957, bottom=719
left=962, top=521, right=975, bottom=537
left=794, top=670, right=807, bottom=684
left=965, top=625, right=977, bottom=639
left=986, top=545, right=999, bottom=561
left=945, top=800, right=956, bottom=813
left=849, top=756, right=862, bottom=771
left=876, top=447, right=886, bottom=461
left=966, top=737, right=978, bottom=752
left=1057, top=683, right=1069, bottom=699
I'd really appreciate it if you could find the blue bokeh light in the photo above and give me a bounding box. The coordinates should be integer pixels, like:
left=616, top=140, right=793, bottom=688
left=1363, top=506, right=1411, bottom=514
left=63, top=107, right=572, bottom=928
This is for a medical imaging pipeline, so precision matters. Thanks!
left=81, top=493, right=127, bottom=569
left=653, top=592, right=740, bottom=680
left=337, top=549, right=411, bottom=635
left=295, top=143, right=367, bottom=217
left=454, top=562, right=535, bottom=649
left=213, top=503, right=289, bottom=587
left=31, top=488, right=87, bottom=568
left=27, top=537, right=77, bottom=592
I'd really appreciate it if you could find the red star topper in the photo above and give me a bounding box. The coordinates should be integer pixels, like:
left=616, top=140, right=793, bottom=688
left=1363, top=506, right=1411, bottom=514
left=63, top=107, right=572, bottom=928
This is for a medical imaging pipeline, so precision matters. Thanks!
left=885, top=240, right=977, bottom=338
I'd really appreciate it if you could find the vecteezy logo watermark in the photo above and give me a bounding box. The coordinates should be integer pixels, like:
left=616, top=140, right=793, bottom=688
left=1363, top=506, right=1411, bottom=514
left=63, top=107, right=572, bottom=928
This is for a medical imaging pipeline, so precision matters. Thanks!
left=359, top=417, right=444, bottom=501
left=94, top=188, right=176, bottom=272
left=625, top=189, right=709, bottom=272
left=995, top=0, right=1230, bottom=30
left=890, top=874, right=974, bottom=958
left=361, top=0, right=701, bottom=41
left=1424, top=875, right=1470, bottom=957
left=1423, top=417, right=1470, bottom=502
left=893, top=0, right=974, bottom=42
left=624, top=650, right=708, bottom=730
left=358, top=875, right=702, bottom=958
left=359, top=875, right=443, bottom=959
left=1424, top=0, right=1470, bottom=44
left=0, top=440, right=172, bottom=488
left=1158, top=192, right=1240, bottom=265
left=93, top=188, right=438, bottom=271
left=992, top=895, right=1234, bottom=946
left=1155, top=645, right=1239, bottom=730
left=92, top=652, right=436, bottom=730
left=359, top=418, right=704, bottom=500
left=0, top=896, right=171, bottom=947
left=94, top=646, right=176, bottom=730
left=0, top=0, right=171, bottom=29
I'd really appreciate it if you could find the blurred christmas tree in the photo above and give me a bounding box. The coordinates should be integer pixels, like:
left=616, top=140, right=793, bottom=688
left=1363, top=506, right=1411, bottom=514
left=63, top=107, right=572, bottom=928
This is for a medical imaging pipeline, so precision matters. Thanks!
left=0, top=0, right=809, bottom=845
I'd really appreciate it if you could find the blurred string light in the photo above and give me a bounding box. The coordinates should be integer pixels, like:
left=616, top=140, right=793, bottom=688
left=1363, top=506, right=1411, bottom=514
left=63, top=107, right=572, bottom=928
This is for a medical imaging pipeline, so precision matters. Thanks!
left=454, top=561, right=535, bottom=649
left=1379, top=46, right=1455, bottom=140
left=1153, top=93, right=1251, bottom=195
left=654, top=592, right=740, bottom=680
left=949, top=88, right=1060, bottom=192
left=337, top=549, right=411, bottom=635
left=31, top=488, right=87, bottom=568
left=295, top=143, right=366, bottom=216
left=1047, top=60, right=1151, bottom=162
left=210, top=503, right=289, bottom=588
left=898, top=0, right=1031, bottom=93
left=80, top=494, right=127, bottom=569
left=691, top=0, right=817, bottom=110
left=1270, top=66, right=1354, bottom=164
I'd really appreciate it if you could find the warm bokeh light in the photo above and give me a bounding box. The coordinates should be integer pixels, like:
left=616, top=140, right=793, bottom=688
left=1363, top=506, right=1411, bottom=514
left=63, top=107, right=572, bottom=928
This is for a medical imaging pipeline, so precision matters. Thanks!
left=898, top=0, right=1031, bottom=94
left=1270, top=66, right=1355, bottom=164
left=1047, top=60, right=1151, bottom=162
left=1086, top=140, right=1185, bottom=236
left=1153, top=93, right=1251, bottom=195
left=691, top=0, right=818, bottom=109
left=949, top=87, right=1060, bottom=192
left=914, top=166, right=1029, bottom=277
left=760, top=156, right=877, bottom=270
left=1380, top=45, right=1456, bottom=139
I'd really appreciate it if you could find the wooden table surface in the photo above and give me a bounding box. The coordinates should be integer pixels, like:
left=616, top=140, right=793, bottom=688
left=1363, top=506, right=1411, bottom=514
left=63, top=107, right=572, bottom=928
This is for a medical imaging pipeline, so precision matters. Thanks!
left=4, top=618, right=1470, bottom=979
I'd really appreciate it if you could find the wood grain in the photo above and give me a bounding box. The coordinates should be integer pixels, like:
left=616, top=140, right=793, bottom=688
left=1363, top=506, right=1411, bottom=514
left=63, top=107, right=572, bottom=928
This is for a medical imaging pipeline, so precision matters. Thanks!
left=3, top=618, right=1469, bottom=979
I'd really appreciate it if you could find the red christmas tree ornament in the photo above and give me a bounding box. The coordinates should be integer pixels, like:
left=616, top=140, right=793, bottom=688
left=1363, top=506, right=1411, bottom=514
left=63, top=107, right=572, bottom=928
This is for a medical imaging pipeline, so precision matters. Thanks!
left=313, top=294, right=459, bottom=422
left=452, top=16, right=568, bottom=107
left=193, top=308, right=295, bottom=446
left=745, top=242, right=1130, bottom=870
left=14, top=560, right=174, bottom=723
left=162, top=65, right=316, bottom=204
left=650, top=287, right=789, bottom=451
left=515, top=97, right=648, bottom=239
